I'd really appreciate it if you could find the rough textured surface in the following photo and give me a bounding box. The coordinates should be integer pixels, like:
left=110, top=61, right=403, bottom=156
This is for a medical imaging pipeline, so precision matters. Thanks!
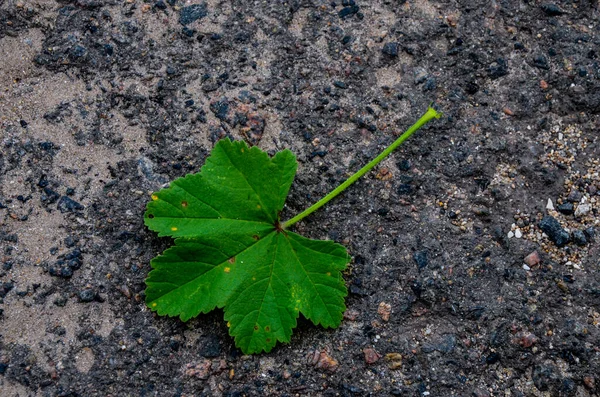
left=0, top=1, right=599, bottom=396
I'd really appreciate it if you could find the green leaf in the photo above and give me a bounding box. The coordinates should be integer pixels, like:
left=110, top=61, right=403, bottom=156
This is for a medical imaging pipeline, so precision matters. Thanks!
left=144, top=139, right=349, bottom=354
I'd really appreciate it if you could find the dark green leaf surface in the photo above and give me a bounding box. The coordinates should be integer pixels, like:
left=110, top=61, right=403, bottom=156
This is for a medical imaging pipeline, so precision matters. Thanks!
left=144, top=139, right=349, bottom=354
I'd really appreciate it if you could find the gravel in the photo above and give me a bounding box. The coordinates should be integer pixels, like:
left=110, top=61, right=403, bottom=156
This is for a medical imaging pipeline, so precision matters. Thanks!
left=1, top=1, right=598, bottom=396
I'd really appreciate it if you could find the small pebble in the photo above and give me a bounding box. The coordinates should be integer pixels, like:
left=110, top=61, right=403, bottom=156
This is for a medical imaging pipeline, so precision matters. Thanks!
left=78, top=289, right=97, bottom=302
left=538, top=216, right=570, bottom=247
left=574, top=203, right=591, bottom=217
left=363, top=348, right=381, bottom=364
left=557, top=202, right=574, bottom=215
left=572, top=230, right=587, bottom=246
left=514, top=229, right=522, bottom=238
left=546, top=198, right=554, bottom=210
left=524, top=251, right=541, bottom=267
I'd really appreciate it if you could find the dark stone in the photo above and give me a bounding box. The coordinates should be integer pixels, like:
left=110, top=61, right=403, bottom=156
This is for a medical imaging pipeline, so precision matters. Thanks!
left=423, top=77, right=437, bottom=91
left=436, top=334, right=456, bottom=353
left=557, top=202, right=574, bottom=215
left=57, top=196, right=85, bottom=213
left=182, top=27, right=196, bottom=37
left=64, top=236, right=78, bottom=247
left=155, top=0, right=167, bottom=10
left=533, top=365, right=557, bottom=392
left=333, top=80, right=347, bottom=89
left=488, top=58, right=508, bottom=79
left=38, top=175, right=49, bottom=188
left=567, top=189, right=582, bottom=203
left=338, top=5, right=359, bottom=19
left=238, top=90, right=256, bottom=104
left=0, top=363, right=7, bottom=375
left=397, top=159, right=411, bottom=171
left=541, top=4, right=563, bottom=16
left=382, top=42, right=399, bottom=57
left=533, top=55, right=549, bottom=70
left=572, top=230, right=587, bottom=246
left=39, top=141, right=55, bottom=151
left=514, top=42, right=525, bottom=50
left=200, top=335, right=221, bottom=358
left=42, top=188, right=60, bottom=204
left=54, top=295, right=68, bottom=306
left=413, top=251, right=428, bottom=270
left=0, top=282, right=14, bottom=298
left=48, top=263, right=73, bottom=278
left=184, top=99, right=195, bottom=107
left=179, top=3, right=208, bottom=25
left=397, top=183, right=413, bottom=195
left=584, top=227, right=595, bottom=239
left=78, top=289, right=97, bottom=302
left=342, top=383, right=363, bottom=394
left=486, top=352, right=500, bottom=364
left=19, top=119, right=28, bottom=128
left=210, top=97, right=230, bottom=122
left=70, top=45, right=87, bottom=58
left=538, top=216, right=570, bottom=247
left=170, top=339, right=180, bottom=351
left=465, top=81, right=479, bottom=94
left=561, top=378, right=576, bottom=396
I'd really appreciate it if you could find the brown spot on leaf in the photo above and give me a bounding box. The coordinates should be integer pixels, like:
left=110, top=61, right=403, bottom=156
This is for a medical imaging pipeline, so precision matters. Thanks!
left=228, top=257, right=235, bottom=264
left=181, top=200, right=188, bottom=207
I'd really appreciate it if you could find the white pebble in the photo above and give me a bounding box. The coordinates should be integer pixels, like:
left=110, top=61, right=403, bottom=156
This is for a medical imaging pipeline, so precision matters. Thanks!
left=523, top=264, right=531, bottom=271
left=515, top=229, right=522, bottom=238
left=575, top=203, right=591, bottom=217
left=507, top=231, right=514, bottom=238
left=546, top=199, right=554, bottom=210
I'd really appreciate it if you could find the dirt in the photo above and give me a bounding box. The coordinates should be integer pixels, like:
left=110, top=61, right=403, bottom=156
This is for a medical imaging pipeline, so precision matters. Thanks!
left=1, top=1, right=599, bottom=396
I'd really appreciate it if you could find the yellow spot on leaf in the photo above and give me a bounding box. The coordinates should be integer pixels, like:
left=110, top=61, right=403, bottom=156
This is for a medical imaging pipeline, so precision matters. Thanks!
left=256, top=204, right=261, bottom=209
left=327, top=272, right=331, bottom=276
left=227, top=321, right=231, bottom=327
left=224, top=267, right=231, bottom=273
left=152, top=302, right=157, bottom=307
left=151, top=194, right=158, bottom=201
left=171, top=226, right=178, bottom=231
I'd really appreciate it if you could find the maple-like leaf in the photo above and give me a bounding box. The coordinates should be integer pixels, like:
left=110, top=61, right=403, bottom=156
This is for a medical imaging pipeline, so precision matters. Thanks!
left=144, top=139, right=349, bottom=354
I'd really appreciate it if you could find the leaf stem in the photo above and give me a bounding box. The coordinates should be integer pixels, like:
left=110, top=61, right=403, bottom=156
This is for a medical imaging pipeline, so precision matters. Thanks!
left=282, top=106, right=442, bottom=229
